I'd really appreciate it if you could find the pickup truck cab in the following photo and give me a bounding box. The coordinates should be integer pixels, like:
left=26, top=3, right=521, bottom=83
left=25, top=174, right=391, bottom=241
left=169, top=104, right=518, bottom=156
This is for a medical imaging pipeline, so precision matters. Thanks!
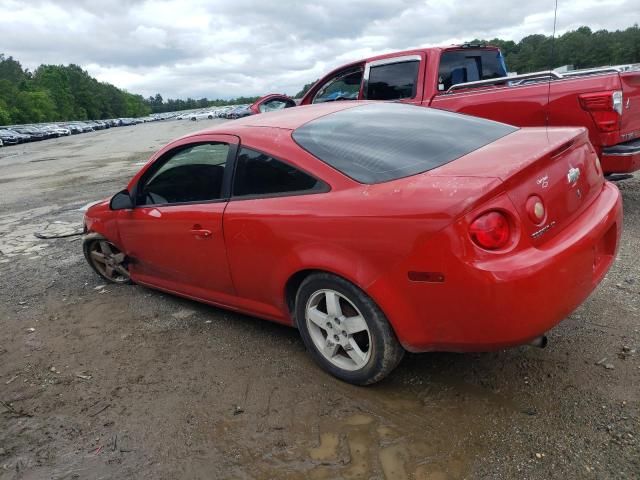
left=300, top=45, right=640, bottom=174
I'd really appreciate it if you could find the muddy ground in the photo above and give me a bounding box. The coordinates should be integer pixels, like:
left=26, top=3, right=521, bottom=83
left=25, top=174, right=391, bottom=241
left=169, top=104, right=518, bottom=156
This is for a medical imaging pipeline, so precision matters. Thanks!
left=0, top=120, right=638, bottom=480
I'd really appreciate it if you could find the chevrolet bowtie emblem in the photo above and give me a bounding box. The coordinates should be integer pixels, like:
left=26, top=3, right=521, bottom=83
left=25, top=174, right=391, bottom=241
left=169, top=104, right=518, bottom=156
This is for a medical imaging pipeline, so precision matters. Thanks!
left=567, top=167, right=581, bottom=185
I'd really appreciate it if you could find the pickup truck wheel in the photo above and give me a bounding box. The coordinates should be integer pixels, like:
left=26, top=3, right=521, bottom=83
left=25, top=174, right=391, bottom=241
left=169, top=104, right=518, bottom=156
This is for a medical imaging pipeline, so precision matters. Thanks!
left=295, top=273, right=404, bottom=385
left=83, top=233, right=131, bottom=284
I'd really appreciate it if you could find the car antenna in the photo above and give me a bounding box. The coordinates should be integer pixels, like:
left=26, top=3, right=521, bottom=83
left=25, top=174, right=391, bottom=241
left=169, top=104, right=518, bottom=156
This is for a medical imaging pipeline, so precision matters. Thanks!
left=546, top=0, right=559, bottom=129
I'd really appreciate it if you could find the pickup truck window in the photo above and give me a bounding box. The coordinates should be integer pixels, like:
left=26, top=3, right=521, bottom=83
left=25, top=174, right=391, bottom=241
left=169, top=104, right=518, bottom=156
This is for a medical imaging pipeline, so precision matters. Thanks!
left=312, top=67, right=363, bottom=104
left=365, top=60, right=419, bottom=100
left=292, top=103, right=517, bottom=184
left=438, top=49, right=507, bottom=91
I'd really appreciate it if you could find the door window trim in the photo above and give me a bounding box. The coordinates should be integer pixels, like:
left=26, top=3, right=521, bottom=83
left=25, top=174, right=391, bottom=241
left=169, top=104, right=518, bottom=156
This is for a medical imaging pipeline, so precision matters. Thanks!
left=229, top=145, right=330, bottom=202
left=131, top=140, right=238, bottom=208
left=362, top=54, right=422, bottom=101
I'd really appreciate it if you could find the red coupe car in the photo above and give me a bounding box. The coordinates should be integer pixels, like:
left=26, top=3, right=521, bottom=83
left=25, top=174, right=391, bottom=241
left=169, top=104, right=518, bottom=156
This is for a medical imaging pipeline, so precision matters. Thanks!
left=83, top=102, right=622, bottom=385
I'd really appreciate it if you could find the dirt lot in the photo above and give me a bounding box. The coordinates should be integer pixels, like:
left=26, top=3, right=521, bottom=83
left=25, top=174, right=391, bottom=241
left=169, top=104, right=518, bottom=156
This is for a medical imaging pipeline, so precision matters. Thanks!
left=0, top=120, right=638, bottom=480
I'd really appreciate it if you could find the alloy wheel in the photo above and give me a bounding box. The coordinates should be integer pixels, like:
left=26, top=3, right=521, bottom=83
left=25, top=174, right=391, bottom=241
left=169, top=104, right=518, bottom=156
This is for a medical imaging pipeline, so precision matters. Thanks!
left=88, top=240, right=130, bottom=284
left=305, top=289, right=372, bottom=371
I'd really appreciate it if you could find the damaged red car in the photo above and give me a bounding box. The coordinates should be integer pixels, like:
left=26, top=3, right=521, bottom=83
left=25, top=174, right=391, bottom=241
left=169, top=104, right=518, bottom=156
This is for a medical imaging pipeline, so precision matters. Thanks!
left=83, top=102, right=622, bottom=385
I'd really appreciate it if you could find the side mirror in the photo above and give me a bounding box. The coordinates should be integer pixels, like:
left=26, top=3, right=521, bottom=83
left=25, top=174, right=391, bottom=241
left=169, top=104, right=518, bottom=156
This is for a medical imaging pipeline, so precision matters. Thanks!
left=110, top=189, right=134, bottom=210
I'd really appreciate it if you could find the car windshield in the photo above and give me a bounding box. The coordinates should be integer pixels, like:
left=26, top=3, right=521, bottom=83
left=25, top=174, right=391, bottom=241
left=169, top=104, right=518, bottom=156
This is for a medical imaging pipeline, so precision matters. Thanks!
left=292, top=103, right=517, bottom=184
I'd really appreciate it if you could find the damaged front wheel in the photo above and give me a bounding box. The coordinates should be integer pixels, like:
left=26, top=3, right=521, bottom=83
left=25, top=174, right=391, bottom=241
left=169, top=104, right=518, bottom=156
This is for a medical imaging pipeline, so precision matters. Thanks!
left=83, top=233, right=131, bottom=284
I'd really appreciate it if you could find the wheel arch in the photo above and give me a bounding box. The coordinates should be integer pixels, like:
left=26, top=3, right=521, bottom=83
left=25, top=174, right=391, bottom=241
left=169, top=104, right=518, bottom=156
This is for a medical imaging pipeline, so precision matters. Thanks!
left=282, top=265, right=404, bottom=336
left=280, top=259, right=416, bottom=349
left=284, top=269, right=323, bottom=323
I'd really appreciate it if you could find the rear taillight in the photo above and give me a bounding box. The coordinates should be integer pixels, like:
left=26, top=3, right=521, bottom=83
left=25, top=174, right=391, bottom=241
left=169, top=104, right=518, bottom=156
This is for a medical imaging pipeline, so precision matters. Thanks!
left=579, top=90, right=623, bottom=133
left=469, top=211, right=511, bottom=250
left=612, top=90, right=623, bottom=115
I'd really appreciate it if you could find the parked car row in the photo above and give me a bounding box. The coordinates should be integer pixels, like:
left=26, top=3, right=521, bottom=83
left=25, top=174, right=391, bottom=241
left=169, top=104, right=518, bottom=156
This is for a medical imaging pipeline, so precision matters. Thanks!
left=0, top=103, right=278, bottom=146
left=0, top=96, right=297, bottom=147
left=0, top=118, right=148, bottom=146
left=177, top=106, right=240, bottom=121
left=178, top=95, right=297, bottom=122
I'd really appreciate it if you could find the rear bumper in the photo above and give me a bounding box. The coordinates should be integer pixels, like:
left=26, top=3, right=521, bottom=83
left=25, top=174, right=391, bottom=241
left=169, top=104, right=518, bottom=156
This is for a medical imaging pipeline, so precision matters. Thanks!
left=601, top=138, right=640, bottom=174
left=388, top=182, right=622, bottom=353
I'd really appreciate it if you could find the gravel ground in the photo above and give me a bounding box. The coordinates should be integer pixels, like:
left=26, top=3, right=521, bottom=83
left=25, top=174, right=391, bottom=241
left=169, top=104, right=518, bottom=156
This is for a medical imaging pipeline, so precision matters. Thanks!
left=0, top=120, right=638, bottom=480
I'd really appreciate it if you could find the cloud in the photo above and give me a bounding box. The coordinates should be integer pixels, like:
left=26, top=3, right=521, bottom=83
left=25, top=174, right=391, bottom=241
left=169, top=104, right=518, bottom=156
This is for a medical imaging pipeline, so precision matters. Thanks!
left=0, top=0, right=638, bottom=99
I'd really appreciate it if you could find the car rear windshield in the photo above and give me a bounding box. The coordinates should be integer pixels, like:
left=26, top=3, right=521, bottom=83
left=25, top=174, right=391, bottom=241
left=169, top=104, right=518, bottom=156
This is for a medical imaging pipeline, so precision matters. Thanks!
left=291, top=103, right=517, bottom=184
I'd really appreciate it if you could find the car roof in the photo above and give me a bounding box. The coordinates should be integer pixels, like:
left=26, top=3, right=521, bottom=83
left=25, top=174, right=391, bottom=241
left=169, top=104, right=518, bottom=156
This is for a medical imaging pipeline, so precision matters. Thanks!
left=193, top=101, right=369, bottom=135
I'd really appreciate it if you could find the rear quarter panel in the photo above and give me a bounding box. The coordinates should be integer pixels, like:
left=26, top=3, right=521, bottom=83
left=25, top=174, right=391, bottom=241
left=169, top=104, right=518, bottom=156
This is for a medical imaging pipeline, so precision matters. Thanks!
left=222, top=180, right=496, bottom=329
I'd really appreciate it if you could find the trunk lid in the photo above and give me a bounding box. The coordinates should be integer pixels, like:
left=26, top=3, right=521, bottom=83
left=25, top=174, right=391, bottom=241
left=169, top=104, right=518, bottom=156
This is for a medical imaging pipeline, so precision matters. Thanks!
left=431, top=127, right=604, bottom=244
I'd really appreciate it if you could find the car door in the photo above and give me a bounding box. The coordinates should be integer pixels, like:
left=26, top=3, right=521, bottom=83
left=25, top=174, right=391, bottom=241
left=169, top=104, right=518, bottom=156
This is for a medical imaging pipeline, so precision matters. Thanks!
left=117, top=135, right=238, bottom=301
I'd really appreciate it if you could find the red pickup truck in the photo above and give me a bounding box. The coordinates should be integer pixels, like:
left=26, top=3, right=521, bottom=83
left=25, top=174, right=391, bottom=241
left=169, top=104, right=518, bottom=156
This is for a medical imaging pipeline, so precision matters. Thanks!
left=299, top=45, right=640, bottom=175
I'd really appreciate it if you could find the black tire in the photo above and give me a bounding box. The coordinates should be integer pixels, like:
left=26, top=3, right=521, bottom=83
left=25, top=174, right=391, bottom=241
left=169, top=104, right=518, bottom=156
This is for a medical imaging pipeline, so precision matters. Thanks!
left=83, top=233, right=132, bottom=284
left=208, top=115, right=213, bottom=119
left=295, top=273, right=404, bottom=385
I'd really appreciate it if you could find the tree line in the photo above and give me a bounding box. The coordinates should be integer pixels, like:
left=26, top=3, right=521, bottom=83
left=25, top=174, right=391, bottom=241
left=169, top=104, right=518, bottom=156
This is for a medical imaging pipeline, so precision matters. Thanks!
left=2, top=24, right=639, bottom=124
left=295, top=24, right=640, bottom=97
left=480, top=24, right=640, bottom=74
left=0, top=55, right=150, bottom=125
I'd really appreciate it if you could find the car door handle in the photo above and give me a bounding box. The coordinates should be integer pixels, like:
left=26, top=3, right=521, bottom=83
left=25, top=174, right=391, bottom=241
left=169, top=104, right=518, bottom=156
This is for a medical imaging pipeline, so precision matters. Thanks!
left=190, top=227, right=213, bottom=239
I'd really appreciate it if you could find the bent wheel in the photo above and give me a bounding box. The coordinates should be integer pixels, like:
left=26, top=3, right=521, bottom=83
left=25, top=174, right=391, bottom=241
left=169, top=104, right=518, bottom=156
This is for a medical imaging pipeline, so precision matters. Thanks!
left=296, top=273, right=404, bottom=385
left=83, top=234, right=131, bottom=284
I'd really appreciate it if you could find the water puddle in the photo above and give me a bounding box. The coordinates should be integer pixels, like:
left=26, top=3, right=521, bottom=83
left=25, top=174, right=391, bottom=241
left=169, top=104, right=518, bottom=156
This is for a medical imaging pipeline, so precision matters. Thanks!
left=210, top=371, right=519, bottom=479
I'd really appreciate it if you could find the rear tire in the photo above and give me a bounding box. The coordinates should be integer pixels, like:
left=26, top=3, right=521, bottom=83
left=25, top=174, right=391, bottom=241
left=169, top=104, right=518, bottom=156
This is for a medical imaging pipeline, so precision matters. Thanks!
left=295, top=273, right=404, bottom=385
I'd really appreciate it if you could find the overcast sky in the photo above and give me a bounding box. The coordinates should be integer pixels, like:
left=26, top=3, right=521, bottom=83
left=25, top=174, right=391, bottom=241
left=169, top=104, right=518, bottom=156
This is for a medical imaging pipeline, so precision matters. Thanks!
left=1, top=0, right=638, bottom=99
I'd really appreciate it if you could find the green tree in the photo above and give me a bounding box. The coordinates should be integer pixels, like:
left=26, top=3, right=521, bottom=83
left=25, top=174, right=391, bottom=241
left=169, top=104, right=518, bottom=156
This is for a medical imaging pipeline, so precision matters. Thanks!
left=0, top=54, right=27, bottom=85
left=0, top=100, right=11, bottom=125
left=13, top=90, right=56, bottom=123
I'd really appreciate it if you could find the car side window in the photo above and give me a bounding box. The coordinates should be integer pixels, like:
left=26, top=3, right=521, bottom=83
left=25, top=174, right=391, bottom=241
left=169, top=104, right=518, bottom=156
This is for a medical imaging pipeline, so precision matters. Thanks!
left=233, top=147, right=322, bottom=197
left=312, top=67, right=363, bottom=104
left=366, top=61, right=420, bottom=100
left=138, top=143, right=229, bottom=205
